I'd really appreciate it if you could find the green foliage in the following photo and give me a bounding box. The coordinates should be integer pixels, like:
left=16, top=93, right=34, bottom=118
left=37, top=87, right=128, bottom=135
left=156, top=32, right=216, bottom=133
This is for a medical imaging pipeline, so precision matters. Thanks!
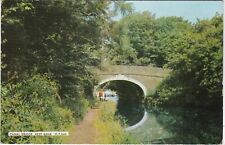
left=1, top=1, right=110, bottom=143
left=1, top=0, right=110, bottom=100
left=88, top=96, right=100, bottom=108
left=94, top=102, right=138, bottom=144
left=149, top=107, right=222, bottom=144
left=112, top=1, right=134, bottom=17
left=62, top=97, right=89, bottom=122
left=1, top=75, right=74, bottom=143
left=145, top=14, right=223, bottom=109
left=109, top=11, right=192, bottom=67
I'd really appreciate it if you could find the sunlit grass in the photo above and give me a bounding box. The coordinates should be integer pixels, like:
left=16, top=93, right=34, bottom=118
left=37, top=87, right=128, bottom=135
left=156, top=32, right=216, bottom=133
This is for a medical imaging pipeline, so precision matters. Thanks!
left=94, top=101, right=138, bottom=144
left=62, top=124, right=75, bottom=143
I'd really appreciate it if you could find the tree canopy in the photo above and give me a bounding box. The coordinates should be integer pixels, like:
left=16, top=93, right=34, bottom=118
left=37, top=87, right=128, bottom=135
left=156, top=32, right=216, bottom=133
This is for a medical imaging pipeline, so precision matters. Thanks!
left=108, top=11, right=193, bottom=66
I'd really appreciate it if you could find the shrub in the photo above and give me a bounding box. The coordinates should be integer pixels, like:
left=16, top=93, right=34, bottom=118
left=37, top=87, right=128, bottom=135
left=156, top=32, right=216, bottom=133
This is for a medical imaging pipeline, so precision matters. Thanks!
left=88, top=97, right=100, bottom=108
left=1, top=75, right=74, bottom=143
left=62, top=97, right=89, bottom=122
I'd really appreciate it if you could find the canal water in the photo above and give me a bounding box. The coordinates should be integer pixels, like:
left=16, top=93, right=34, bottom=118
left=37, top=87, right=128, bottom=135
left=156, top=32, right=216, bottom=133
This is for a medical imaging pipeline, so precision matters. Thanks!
left=99, top=80, right=222, bottom=144
left=128, top=107, right=222, bottom=144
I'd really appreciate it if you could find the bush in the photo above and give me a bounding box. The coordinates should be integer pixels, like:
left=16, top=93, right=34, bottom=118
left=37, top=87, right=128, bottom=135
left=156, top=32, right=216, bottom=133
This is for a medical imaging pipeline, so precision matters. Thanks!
left=1, top=75, right=74, bottom=143
left=62, top=97, right=89, bottom=122
left=88, top=97, right=100, bottom=108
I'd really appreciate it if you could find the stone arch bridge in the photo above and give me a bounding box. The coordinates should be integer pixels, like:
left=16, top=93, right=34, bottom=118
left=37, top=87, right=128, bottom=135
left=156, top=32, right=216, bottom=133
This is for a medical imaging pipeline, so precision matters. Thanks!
left=90, top=65, right=170, bottom=131
left=90, top=65, right=170, bottom=95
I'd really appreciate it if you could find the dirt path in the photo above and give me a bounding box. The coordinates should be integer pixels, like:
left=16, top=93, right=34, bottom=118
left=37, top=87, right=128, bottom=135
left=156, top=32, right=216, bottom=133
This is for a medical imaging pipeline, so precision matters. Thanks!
left=67, top=109, right=99, bottom=144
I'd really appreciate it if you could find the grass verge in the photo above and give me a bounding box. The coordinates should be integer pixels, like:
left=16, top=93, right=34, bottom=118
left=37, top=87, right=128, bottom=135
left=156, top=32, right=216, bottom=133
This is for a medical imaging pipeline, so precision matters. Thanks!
left=94, top=101, right=138, bottom=144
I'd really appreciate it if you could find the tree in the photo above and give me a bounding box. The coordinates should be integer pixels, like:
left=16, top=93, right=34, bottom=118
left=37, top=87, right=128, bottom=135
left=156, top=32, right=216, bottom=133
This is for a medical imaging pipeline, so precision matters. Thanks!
left=113, top=1, right=134, bottom=17
left=1, top=1, right=111, bottom=136
left=2, top=0, right=110, bottom=99
left=109, top=11, right=193, bottom=67
left=146, top=15, right=223, bottom=109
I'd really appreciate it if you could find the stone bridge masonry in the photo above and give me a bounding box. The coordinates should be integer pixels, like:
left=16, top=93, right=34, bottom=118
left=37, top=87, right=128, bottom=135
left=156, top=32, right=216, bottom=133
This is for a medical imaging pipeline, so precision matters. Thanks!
left=91, top=65, right=170, bottom=94
left=97, top=74, right=148, bottom=96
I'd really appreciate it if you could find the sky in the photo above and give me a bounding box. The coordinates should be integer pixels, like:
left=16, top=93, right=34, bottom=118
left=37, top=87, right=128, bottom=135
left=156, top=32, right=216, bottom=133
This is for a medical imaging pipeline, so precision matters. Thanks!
left=113, top=1, right=223, bottom=23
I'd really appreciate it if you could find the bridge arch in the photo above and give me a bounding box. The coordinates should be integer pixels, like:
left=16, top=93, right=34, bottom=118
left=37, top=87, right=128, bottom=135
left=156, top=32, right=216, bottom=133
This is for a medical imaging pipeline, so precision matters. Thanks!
left=94, top=74, right=147, bottom=96
left=93, top=74, right=150, bottom=131
left=94, top=74, right=148, bottom=131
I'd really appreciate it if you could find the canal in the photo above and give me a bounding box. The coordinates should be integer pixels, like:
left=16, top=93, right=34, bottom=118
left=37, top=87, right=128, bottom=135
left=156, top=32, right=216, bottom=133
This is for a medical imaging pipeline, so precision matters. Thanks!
left=129, top=107, right=222, bottom=144
left=98, top=80, right=222, bottom=144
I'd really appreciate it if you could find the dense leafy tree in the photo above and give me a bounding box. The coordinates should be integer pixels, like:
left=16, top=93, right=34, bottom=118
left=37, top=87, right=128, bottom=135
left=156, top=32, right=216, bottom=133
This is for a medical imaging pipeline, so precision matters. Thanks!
left=146, top=15, right=223, bottom=109
left=109, top=12, right=192, bottom=66
left=109, top=12, right=155, bottom=65
left=154, top=17, right=193, bottom=66
left=2, top=0, right=110, bottom=98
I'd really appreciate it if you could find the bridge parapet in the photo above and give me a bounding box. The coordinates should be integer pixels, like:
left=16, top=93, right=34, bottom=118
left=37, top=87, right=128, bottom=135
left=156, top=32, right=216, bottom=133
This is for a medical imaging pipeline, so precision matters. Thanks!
left=90, top=65, right=170, bottom=94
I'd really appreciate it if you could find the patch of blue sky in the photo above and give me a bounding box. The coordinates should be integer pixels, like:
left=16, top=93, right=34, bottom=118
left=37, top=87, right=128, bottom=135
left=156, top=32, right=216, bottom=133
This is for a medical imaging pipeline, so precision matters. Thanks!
left=112, top=1, right=223, bottom=23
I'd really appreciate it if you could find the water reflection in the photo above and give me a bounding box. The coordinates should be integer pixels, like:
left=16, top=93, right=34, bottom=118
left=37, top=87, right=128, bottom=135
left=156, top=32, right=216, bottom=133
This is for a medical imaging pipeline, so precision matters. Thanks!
left=97, top=81, right=222, bottom=143
left=129, top=107, right=222, bottom=144
left=99, top=80, right=145, bottom=126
